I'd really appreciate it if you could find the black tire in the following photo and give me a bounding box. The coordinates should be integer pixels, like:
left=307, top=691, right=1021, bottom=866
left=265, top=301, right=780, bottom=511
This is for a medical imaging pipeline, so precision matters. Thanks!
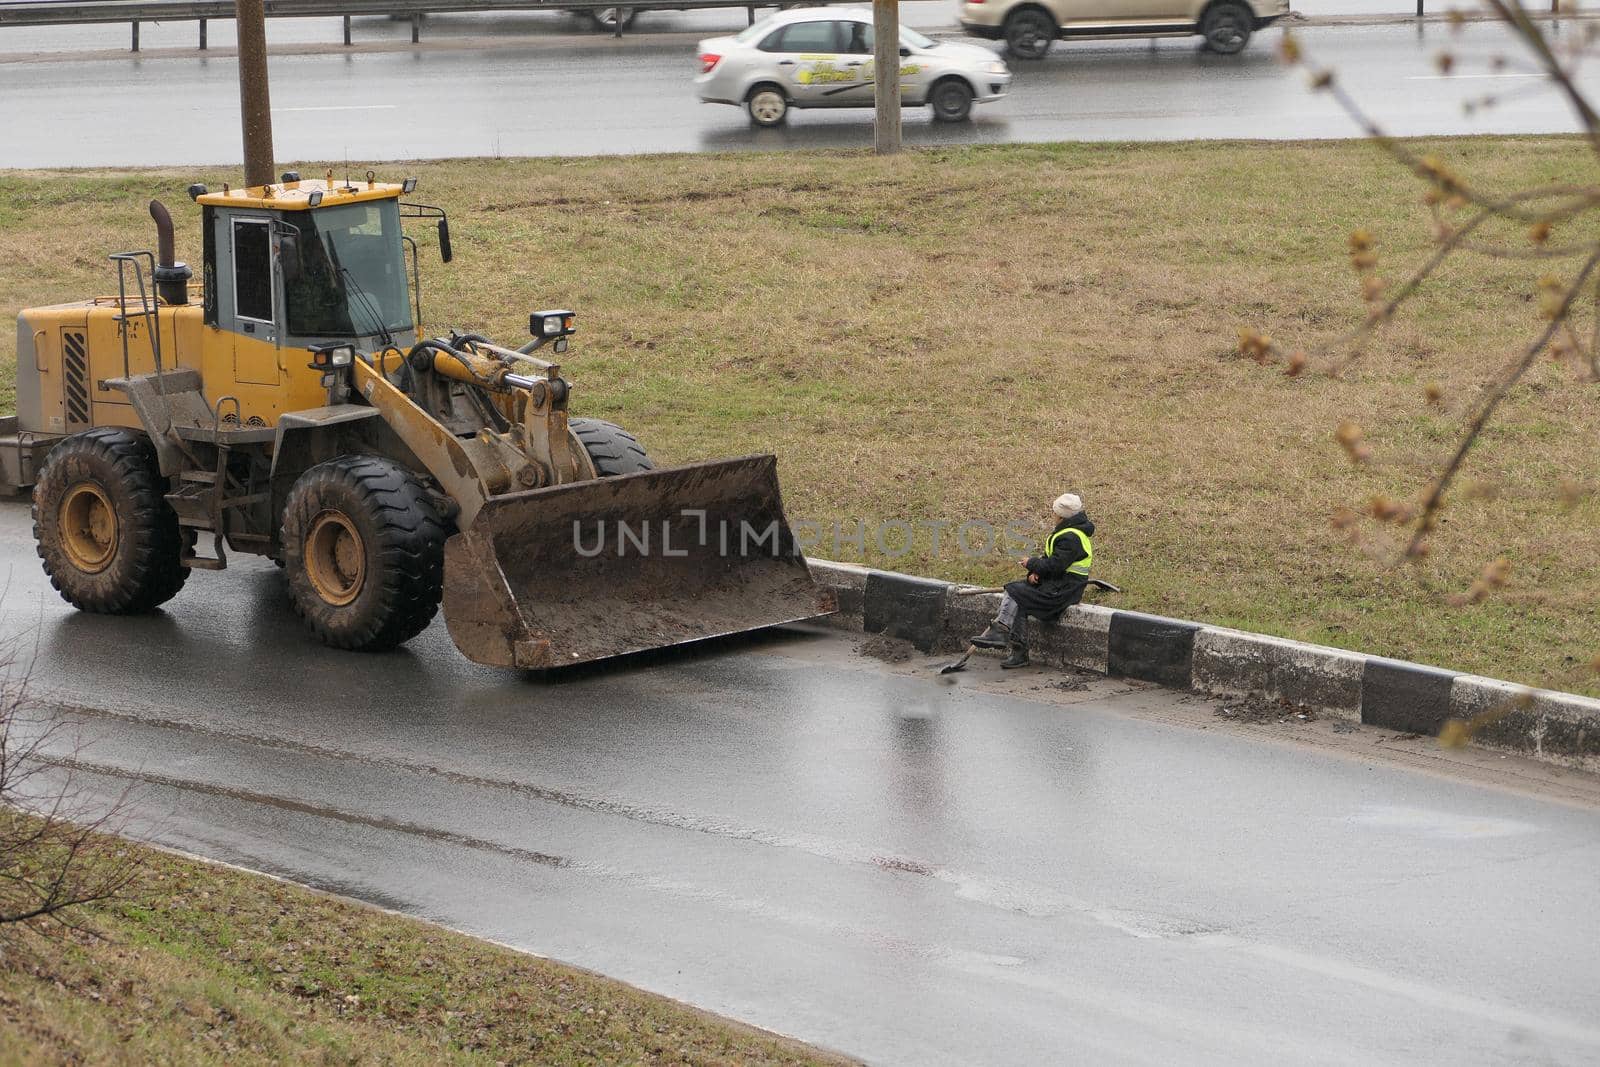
left=281, top=455, right=446, bottom=652
left=33, top=428, right=188, bottom=614
left=570, top=418, right=655, bottom=477
left=746, top=84, right=790, bottom=128
left=1004, top=8, right=1055, bottom=60
left=1200, top=1, right=1253, bottom=54
left=930, top=78, right=975, bottom=123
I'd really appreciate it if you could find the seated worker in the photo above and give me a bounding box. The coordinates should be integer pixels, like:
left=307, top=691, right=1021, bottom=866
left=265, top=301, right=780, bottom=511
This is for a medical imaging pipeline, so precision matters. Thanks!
left=970, top=492, right=1094, bottom=669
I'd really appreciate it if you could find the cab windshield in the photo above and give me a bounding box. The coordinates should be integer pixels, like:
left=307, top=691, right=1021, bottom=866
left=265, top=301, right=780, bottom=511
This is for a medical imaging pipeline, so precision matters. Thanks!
left=285, top=199, right=412, bottom=339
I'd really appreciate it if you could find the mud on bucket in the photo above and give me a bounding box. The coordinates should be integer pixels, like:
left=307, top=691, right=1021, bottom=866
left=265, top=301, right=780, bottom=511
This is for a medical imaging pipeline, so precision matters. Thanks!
left=441, top=454, right=835, bottom=669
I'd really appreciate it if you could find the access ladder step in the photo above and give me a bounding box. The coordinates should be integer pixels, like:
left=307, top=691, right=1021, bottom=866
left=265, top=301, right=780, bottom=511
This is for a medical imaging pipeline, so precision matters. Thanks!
left=181, top=532, right=228, bottom=571
left=164, top=481, right=213, bottom=527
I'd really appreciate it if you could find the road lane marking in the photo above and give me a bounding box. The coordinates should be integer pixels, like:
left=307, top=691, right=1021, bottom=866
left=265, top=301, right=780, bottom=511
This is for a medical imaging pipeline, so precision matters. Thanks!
left=1405, top=73, right=1545, bottom=80
left=271, top=104, right=399, bottom=112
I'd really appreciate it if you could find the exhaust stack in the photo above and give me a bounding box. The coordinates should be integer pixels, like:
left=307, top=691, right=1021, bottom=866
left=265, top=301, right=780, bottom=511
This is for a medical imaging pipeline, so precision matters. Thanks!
left=148, top=200, right=192, bottom=306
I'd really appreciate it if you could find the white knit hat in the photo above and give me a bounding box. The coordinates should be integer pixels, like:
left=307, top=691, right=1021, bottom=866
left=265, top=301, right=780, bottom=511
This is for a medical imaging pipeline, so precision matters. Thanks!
left=1052, top=492, right=1082, bottom=518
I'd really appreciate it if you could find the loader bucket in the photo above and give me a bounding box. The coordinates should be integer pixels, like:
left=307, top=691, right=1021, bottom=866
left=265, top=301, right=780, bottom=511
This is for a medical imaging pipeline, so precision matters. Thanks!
left=441, top=454, right=835, bottom=669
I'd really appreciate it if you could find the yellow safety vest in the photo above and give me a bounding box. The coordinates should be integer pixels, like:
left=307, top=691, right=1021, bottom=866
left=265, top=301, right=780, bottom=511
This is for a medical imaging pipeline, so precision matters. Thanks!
left=1045, top=526, right=1093, bottom=576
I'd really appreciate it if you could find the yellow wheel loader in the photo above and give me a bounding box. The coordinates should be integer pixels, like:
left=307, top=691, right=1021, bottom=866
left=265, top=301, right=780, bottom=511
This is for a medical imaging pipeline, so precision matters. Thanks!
left=4, top=173, right=831, bottom=668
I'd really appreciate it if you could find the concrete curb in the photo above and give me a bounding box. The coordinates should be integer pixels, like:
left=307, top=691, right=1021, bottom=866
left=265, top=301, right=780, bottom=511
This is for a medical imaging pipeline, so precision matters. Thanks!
left=806, top=559, right=1600, bottom=773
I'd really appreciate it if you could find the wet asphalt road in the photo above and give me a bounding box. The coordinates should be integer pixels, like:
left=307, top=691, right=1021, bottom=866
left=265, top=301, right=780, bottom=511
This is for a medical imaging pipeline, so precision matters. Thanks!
left=6, top=497, right=1600, bottom=1064
left=1, top=12, right=1594, bottom=166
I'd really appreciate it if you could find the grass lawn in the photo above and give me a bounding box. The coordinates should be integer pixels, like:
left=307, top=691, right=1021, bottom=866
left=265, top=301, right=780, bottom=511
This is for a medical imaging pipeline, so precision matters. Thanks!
left=2, top=138, right=1598, bottom=693
left=0, top=841, right=846, bottom=1065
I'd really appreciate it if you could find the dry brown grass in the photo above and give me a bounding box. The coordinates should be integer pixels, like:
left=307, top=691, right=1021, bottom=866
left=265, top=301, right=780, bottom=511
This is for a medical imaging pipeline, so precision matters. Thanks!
left=2, top=138, right=1597, bottom=692
left=0, top=842, right=848, bottom=1065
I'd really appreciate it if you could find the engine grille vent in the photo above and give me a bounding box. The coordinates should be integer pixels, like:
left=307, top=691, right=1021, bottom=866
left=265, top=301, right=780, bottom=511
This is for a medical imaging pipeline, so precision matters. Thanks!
left=62, top=331, right=90, bottom=429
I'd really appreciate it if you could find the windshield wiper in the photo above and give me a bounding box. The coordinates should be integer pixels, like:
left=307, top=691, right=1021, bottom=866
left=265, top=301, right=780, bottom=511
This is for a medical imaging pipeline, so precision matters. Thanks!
left=339, top=266, right=394, bottom=348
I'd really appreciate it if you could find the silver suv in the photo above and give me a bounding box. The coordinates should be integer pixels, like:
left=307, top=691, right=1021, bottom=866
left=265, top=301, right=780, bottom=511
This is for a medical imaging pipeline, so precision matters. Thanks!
left=960, top=0, right=1290, bottom=60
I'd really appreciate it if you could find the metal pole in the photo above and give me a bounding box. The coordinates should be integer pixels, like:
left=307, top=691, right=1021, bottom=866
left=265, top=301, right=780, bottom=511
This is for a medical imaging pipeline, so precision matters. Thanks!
left=343, top=13, right=351, bottom=45
left=131, top=19, right=139, bottom=51
left=872, top=0, right=900, bottom=155
left=1416, top=0, right=1423, bottom=17
left=199, top=17, right=207, bottom=50
left=236, top=0, right=275, bottom=188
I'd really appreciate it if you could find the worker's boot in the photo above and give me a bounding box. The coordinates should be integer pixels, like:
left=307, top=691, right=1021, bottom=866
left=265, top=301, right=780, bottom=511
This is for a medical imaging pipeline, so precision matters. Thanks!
left=1000, top=642, right=1030, bottom=669
left=969, top=623, right=1009, bottom=649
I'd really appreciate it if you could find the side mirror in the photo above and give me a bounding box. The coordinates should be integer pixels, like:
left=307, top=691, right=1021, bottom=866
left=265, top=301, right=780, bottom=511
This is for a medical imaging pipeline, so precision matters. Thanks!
left=899, top=45, right=911, bottom=56
left=437, top=218, right=453, bottom=264
left=278, top=233, right=301, bottom=285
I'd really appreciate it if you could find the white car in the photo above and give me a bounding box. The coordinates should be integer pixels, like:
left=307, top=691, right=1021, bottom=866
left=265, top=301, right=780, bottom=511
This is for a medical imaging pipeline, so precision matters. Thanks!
left=696, top=9, right=1013, bottom=127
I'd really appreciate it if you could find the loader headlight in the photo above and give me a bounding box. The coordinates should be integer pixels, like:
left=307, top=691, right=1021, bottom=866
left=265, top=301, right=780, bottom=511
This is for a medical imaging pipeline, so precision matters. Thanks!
left=530, top=310, right=577, bottom=339
left=307, top=343, right=356, bottom=369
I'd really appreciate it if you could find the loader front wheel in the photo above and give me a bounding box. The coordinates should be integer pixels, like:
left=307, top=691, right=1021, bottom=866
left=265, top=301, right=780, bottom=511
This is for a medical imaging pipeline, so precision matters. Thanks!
left=571, top=418, right=655, bottom=477
left=281, top=455, right=446, bottom=652
left=34, top=428, right=189, bottom=614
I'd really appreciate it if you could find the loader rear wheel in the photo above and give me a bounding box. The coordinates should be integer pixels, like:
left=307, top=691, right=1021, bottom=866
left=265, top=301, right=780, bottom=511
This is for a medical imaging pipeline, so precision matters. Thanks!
left=33, top=428, right=189, bottom=614
left=281, top=455, right=446, bottom=652
left=571, top=418, right=655, bottom=477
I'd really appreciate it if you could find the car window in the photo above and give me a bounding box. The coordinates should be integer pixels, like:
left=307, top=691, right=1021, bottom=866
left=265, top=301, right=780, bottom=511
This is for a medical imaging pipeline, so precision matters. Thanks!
left=734, top=17, right=774, bottom=44
left=841, top=21, right=935, bottom=54
left=761, top=20, right=842, bottom=53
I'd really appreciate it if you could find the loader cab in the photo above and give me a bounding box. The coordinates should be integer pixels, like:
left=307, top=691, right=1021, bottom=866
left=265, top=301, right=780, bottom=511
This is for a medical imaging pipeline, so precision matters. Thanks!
left=195, top=178, right=420, bottom=391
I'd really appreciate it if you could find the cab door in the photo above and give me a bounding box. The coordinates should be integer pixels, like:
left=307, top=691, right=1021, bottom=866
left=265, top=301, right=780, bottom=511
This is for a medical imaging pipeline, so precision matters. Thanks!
left=759, top=19, right=849, bottom=105
left=227, top=216, right=282, bottom=386
left=839, top=21, right=928, bottom=106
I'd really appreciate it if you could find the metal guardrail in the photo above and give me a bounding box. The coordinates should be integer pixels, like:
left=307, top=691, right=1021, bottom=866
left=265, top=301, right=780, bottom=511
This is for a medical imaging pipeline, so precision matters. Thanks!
left=0, top=0, right=818, bottom=49
left=1413, top=1, right=1563, bottom=12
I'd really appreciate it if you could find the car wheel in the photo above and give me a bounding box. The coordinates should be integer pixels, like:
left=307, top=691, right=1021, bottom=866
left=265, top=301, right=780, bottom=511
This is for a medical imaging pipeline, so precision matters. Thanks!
left=33, top=428, right=188, bottom=615
left=930, top=79, right=975, bottom=123
left=1200, top=1, right=1253, bottom=54
left=1004, top=8, right=1055, bottom=61
left=746, top=85, right=789, bottom=127
left=281, top=455, right=446, bottom=652
left=569, top=418, right=655, bottom=477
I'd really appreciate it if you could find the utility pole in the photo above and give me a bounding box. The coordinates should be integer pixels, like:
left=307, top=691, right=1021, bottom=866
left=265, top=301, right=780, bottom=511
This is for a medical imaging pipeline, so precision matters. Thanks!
left=237, top=0, right=275, bottom=188
left=872, top=0, right=901, bottom=155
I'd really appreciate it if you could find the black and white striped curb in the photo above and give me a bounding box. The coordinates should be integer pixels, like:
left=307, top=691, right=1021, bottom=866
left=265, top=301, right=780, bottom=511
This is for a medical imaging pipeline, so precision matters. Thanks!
left=809, top=559, right=1600, bottom=772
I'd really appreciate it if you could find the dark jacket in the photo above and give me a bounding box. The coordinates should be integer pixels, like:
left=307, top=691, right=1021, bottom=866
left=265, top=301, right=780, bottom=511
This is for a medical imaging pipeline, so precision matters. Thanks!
left=1004, top=511, right=1095, bottom=619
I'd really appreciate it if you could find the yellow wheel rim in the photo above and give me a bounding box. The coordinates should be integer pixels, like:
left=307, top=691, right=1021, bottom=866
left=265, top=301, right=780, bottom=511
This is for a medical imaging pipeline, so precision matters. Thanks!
left=305, top=510, right=366, bottom=607
left=60, top=482, right=118, bottom=574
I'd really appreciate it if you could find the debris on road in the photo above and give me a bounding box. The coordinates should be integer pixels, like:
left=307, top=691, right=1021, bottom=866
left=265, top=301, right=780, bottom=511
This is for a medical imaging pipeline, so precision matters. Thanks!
left=1214, top=691, right=1318, bottom=724
left=856, top=634, right=916, bottom=664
